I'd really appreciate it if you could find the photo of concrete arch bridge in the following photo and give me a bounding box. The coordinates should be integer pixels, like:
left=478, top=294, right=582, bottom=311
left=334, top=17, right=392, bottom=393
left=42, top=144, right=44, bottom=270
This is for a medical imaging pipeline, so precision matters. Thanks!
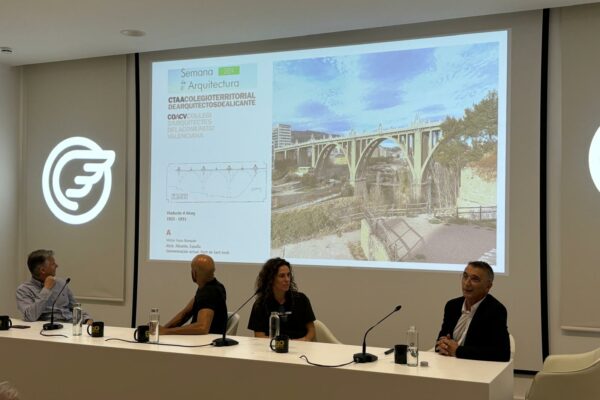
left=269, top=40, right=501, bottom=266
left=270, top=120, right=497, bottom=266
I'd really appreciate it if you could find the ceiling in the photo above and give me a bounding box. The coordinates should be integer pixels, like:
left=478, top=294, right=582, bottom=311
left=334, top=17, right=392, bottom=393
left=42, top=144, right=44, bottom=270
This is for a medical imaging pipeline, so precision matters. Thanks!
left=0, top=0, right=595, bottom=66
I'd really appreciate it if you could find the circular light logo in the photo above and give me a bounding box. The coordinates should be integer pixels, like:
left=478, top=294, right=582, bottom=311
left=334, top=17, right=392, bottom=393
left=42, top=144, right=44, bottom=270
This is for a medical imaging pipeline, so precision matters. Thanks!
left=590, top=127, right=600, bottom=193
left=42, top=137, right=116, bottom=225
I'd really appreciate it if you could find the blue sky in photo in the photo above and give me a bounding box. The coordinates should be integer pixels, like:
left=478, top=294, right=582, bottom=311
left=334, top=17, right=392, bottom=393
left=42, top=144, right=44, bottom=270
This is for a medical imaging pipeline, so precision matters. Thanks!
left=273, top=42, right=500, bottom=135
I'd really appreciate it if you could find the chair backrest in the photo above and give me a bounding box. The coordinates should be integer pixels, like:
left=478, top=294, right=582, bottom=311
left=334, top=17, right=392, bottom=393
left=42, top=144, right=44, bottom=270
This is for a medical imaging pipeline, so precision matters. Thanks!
left=226, top=312, right=240, bottom=335
left=313, top=320, right=342, bottom=344
left=526, top=347, right=600, bottom=400
left=509, top=333, right=515, bottom=359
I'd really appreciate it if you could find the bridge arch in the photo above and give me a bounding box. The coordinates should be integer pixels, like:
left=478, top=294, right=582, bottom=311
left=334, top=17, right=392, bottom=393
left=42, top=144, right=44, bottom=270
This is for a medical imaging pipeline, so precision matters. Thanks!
left=314, top=143, right=350, bottom=178
left=354, top=136, right=415, bottom=182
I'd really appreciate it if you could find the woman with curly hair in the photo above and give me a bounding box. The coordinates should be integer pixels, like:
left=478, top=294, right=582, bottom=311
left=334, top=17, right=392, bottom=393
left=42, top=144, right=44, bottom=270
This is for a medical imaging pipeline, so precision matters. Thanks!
left=247, top=257, right=315, bottom=341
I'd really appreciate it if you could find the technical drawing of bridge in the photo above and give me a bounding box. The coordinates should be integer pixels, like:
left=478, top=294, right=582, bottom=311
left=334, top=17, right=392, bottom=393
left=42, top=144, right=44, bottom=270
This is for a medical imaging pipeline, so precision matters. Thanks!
left=273, top=122, right=442, bottom=198
left=167, top=161, right=267, bottom=203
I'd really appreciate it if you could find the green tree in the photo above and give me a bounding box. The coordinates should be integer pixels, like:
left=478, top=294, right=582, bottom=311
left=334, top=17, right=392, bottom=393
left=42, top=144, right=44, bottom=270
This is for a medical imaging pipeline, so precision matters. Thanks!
left=433, top=90, right=498, bottom=184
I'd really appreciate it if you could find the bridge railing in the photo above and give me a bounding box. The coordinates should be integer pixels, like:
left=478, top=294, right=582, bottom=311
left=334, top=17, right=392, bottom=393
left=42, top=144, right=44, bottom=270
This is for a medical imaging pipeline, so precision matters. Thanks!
left=337, top=202, right=430, bottom=222
left=273, top=122, right=442, bottom=152
left=433, top=205, right=497, bottom=221
left=363, top=208, right=425, bottom=261
left=336, top=203, right=496, bottom=222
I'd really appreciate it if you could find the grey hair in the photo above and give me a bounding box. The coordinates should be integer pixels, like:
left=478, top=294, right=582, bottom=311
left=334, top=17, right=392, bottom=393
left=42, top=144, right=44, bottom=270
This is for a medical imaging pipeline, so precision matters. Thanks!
left=26, top=249, right=55, bottom=277
left=467, top=260, right=494, bottom=282
left=0, top=382, right=19, bottom=400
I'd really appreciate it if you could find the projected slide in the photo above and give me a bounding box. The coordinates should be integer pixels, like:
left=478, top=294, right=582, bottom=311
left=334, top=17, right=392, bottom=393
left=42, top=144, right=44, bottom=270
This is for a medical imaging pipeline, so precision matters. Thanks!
left=150, top=31, right=507, bottom=272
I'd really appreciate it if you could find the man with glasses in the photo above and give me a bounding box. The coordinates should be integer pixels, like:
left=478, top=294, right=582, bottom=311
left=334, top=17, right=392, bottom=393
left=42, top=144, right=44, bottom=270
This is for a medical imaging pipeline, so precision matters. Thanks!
left=435, top=261, right=510, bottom=361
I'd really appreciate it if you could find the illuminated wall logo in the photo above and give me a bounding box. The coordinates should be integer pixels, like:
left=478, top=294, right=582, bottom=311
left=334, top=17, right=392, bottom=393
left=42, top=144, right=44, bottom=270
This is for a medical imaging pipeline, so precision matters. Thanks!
left=590, top=127, right=600, bottom=193
left=42, top=137, right=116, bottom=225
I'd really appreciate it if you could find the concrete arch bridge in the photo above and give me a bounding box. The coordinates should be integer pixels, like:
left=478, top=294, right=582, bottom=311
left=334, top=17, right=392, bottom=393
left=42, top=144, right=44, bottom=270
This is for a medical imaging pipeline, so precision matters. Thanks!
left=273, top=122, right=442, bottom=198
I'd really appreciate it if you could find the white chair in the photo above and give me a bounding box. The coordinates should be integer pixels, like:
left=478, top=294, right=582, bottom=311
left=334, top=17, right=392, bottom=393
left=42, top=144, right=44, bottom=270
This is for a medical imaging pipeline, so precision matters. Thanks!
left=526, top=347, right=600, bottom=400
left=509, top=333, right=515, bottom=359
left=313, top=319, right=342, bottom=344
left=226, top=312, right=240, bottom=335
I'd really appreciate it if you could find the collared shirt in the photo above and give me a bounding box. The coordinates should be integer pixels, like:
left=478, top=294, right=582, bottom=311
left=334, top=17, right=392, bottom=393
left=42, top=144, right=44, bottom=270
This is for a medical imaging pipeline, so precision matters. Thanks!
left=453, top=296, right=485, bottom=346
left=16, top=277, right=91, bottom=323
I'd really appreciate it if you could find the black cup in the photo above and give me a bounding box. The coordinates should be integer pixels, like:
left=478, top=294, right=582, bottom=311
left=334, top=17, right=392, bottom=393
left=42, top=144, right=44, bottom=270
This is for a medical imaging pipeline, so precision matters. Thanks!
left=134, top=325, right=150, bottom=343
left=269, top=334, right=289, bottom=353
left=0, top=316, right=12, bottom=330
left=87, top=321, right=104, bottom=337
left=394, top=344, right=408, bottom=364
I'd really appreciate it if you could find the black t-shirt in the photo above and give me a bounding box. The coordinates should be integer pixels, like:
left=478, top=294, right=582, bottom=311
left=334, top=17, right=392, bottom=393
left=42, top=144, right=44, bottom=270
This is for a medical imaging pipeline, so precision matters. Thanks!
left=190, top=278, right=227, bottom=334
left=247, top=291, right=315, bottom=339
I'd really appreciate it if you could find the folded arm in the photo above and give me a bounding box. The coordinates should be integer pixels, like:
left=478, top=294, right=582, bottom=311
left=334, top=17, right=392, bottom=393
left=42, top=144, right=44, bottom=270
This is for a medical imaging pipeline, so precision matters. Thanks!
left=161, top=308, right=214, bottom=335
left=163, top=298, right=195, bottom=329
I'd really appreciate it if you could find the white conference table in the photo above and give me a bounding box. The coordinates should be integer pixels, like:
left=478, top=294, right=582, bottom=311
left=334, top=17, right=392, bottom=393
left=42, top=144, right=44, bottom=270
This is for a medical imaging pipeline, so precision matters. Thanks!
left=0, top=319, right=513, bottom=400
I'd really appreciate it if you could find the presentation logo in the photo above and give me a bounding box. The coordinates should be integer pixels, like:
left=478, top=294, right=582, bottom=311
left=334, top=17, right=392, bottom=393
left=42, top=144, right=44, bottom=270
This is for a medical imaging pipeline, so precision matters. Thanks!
left=42, top=137, right=116, bottom=225
left=590, top=127, right=600, bottom=193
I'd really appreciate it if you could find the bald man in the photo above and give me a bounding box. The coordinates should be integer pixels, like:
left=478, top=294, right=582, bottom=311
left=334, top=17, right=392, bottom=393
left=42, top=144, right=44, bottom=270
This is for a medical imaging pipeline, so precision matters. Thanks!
left=159, top=254, right=228, bottom=335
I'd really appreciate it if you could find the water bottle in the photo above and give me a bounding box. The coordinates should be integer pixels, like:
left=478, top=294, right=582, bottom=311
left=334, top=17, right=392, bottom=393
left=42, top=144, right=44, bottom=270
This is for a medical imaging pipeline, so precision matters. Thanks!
left=72, top=303, right=82, bottom=336
left=269, top=311, right=280, bottom=339
left=407, top=325, right=419, bottom=366
left=149, top=308, right=160, bottom=343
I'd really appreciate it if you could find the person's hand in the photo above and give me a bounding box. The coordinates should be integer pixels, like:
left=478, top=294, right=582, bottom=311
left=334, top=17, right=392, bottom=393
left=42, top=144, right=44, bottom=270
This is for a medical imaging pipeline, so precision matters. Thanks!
left=435, top=334, right=449, bottom=351
left=44, top=276, right=56, bottom=290
left=85, top=319, right=94, bottom=325
left=158, top=325, right=168, bottom=335
left=437, top=335, right=459, bottom=357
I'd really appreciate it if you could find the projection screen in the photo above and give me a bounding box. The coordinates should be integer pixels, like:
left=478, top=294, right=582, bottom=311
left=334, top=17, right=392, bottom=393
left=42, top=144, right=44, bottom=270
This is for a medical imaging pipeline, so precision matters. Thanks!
left=149, top=31, right=507, bottom=273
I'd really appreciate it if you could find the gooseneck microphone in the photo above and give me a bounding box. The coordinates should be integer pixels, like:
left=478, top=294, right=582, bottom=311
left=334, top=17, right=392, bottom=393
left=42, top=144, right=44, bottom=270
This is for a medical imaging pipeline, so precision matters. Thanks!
left=212, top=289, right=259, bottom=347
left=43, top=278, right=71, bottom=331
left=353, top=305, right=402, bottom=363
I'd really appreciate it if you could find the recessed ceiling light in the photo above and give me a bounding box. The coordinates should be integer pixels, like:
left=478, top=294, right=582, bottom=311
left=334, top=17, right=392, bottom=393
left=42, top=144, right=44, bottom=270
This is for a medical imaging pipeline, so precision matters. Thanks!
left=0, top=47, right=13, bottom=54
left=120, top=29, right=146, bottom=37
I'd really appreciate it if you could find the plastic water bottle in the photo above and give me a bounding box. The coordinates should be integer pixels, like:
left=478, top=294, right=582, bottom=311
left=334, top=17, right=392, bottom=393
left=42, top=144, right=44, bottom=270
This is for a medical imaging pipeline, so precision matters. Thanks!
left=72, top=303, right=82, bottom=336
left=407, top=325, right=419, bottom=366
left=149, top=308, right=160, bottom=343
left=269, top=311, right=280, bottom=339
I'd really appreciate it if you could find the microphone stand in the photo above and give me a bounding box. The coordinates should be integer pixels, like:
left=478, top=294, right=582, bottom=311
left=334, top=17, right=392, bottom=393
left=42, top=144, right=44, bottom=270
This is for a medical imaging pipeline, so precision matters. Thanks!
left=353, top=305, right=402, bottom=363
left=212, top=291, right=258, bottom=347
left=43, top=278, right=71, bottom=331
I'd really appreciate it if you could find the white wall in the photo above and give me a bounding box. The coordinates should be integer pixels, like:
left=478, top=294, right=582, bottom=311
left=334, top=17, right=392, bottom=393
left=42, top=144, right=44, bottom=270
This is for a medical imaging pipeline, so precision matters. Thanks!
left=512, top=6, right=600, bottom=397
left=547, top=4, right=600, bottom=355
left=16, top=55, right=136, bottom=327
left=0, top=64, right=20, bottom=316
left=133, top=6, right=600, bottom=369
left=82, top=54, right=137, bottom=327
left=136, top=10, right=545, bottom=372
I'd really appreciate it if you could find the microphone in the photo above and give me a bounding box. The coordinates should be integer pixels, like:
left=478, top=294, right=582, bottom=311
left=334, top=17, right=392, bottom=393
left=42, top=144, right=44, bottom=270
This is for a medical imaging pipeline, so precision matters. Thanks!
left=43, top=278, right=71, bottom=331
left=353, top=305, right=401, bottom=363
left=212, top=289, right=259, bottom=347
